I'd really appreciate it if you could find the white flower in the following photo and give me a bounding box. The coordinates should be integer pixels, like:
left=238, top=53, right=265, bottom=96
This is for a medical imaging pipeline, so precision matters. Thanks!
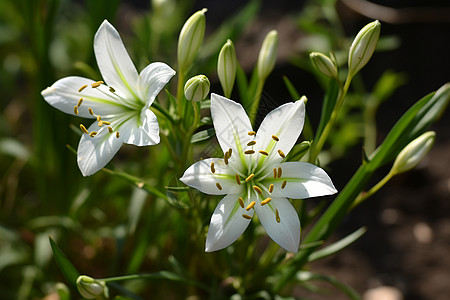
left=41, top=20, right=175, bottom=176
left=180, top=94, right=337, bottom=252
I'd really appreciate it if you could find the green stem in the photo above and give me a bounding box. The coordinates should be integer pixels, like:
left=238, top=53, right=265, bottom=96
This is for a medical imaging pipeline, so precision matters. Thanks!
left=249, top=80, right=265, bottom=125
left=350, top=171, right=394, bottom=210
left=176, top=70, right=185, bottom=117
left=152, top=101, right=177, bottom=124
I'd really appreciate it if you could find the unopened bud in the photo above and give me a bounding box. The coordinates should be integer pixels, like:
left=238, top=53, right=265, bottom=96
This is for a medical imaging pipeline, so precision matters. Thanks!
left=392, top=131, right=435, bottom=175
left=348, top=20, right=381, bottom=78
left=217, top=39, right=237, bottom=98
left=76, top=275, right=108, bottom=299
left=177, top=8, right=207, bottom=72
left=310, top=52, right=338, bottom=79
left=184, top=75, right=210, bottom=102
left=257, top=30, right=278, bottom=81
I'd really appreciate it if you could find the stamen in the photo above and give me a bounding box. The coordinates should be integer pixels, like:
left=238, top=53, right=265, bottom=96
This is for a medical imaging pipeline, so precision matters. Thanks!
left=269, top=184, right=274, bottom=193
left=116, top=131, right=120, bottom=138
left=247, top=141, right=256, bottom=146
left=98, top=120, right=103, bottom=127
left=238, top=197, right=245, bottom=208
left=275, top=209, right=280, bottom=223
left=108, top=126, right=113, bottom=133
left=244, top=150, right=255, bottom=155
left=97, top=115, right=101, bottom=121
left=109, top=87, right=115, bottom=93
left=273, top=168, right=277, bottom=178
left=91, top=81, right=104, bottom=88
left=245, top=174, right=254, bottom=182
left=78, top=85, right=88, bottom=92
left=77, top=98, right=83, bottom=107
left=246, top=201, right=256, bottom=211
left=102, top=121, right=111, bottom=125
left=216, top=183, right=223, bottom=190
left=261, top=198, right=271, bottom=206
left=89, top=131, right=98, bottom=137
left=224, top=152, right=229, bottom=165
left=228, top=148, right=232, bottom=157
left=88, top=108, right=94, bottom=115
left=259, top=150, right=269, bottom=156
left=242, top=214, right=252, bottom=220
left=73, top=105, right=79, bottom=115
left=278, top=149, right=285, bottom=158
left=248, top=131, right=256, bottom=136
left=277, top=167, right=282, bottom=178
left=281, top=180, right=287, bottom=189
left=235, top=174, right=241, bottom=185
left=272, top=135, right=279, bottom=141
left=80, top=124, right=89, bottom=134
left=210, top=162, right=215, bottom=173
left=253, top=186, right=262, bottom=195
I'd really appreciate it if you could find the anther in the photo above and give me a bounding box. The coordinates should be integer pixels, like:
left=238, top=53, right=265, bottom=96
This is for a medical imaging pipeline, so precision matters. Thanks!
left=242, top=214, right=252, bottom=220
left=277, top=167, right=282, bottom=178
left=281, top=180, right=287, bottom=189
left=77, top=98, right=83, bottom=107
left=248, top=131, right=256, bottom=136
left=253, top=186, right=262, bottom=195
left=116, top=131, right=120, bottom=138
left=273, top=168, right=277, bottom=178
left=246, top=201, right=256, bottom=211
left=97, top=115, right=101, bottom=121
left=91, top=81, right=104, bottom=88
left=224, top=152, right=229, bottom=165
left=210, top=162, right=215, bottom=173
left=78, top=85, right=87, bottom=92
left=102, top=121, right=111, bottom=125
left=98, top=120, right=103, bottom=127
left=275, top=209, right=280, bottom=223
left=272, top=135, right=279, bottom=141
left=109, top=87, right=115, bottom=93
left=73, top=105, right=79, bottom=115
left=89, top=131, right=98, bottom=137
left=269, top=184, right=274, bottom=193
left=244, top=150, right=255, bottom=155
left=108, top=126, right=113, bottom=133
left=245, top=174, right=254, bottom=182
left=278, top=149, right=285, bottom=158
left=259, top=150, right=269, bottom=156
left=235, top=174, right=241, bottom=185
left=216, top=183, right=223, bottom=190
left=80, top=124, right=89, bottom=134
left=88, top=108, right=94, bottom=115
left=238, top=197, right=245, bottom=208
left=247, top=141, right=256, bottom=146
left=261, top=198, right=271, bottom=206
left=228, top=148, right=232, bottom=157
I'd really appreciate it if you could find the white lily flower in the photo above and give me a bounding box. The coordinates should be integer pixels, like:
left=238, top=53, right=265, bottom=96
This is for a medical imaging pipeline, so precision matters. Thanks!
left=41, top=20, right=175, bottom=176
left=180, top=94, right=337, bottom=252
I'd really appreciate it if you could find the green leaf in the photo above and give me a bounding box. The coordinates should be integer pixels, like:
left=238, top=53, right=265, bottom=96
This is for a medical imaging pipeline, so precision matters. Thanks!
left=191, top=128, right=215, bottom=143
left=49, top=237, right=80, bottom=287
left=236, top=62, right=249, bottom=104
left=282, top=76, right=300, bottom=100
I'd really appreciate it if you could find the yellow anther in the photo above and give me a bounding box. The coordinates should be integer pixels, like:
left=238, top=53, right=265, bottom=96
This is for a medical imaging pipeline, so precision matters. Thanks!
left=253, top=186, right=262, bottom=195
left=244, top=150, right=255, bottom=154
left=88, top=108, right=94, bottom=115
left=278, top=149, right=285, bottom=158
left=273, top=168, right=277, bottom=178
left=78, top=85, right=88, bottom=92
left=248, top=131, right=256, bottom=136
left=261, top=198, right=271, bottom=206
left=235, top=174, right=241, bottom=185
left=259, top=150, right=269, bottom=156
left=238, top=197, right=245, bottom=208
left=242, top=214, right=252, bottom=220
left=77, top=98, right=83, bottom=107
left=247, top=141, right=256, bottom=146
left=108, top=126, right=113, bottom=133
left=275, top=209, right=280, bottom=223
left=109, top=87, right=115, bottom=93
left=73, top=105, right=79, bottom=115
left=98, top=120, right=103, bottom=127
left=228, top=148, right=232, bottom=157
left=246, top=201, right=256, bottom=211
left=210, top=162, right=215, bottom=173
left=245, top=174, right=254, bottom=182
left=102, top=121, right=111, bottom=125
left=116, top=131, right=120, bottom=138
left=272, top=135, right=279, bottom=141
left=224, top=152, right=229, bottom=165
left=277, top=167, right=282, bottom=178
left=80, top=124, right=89, bottom=134
left=97, top=115, right=101, bottom=121
left=89, top=131, right=98, bottom=137
left=91, top=81, right=104, bottom=88
left=281, top=180, right=287, bottom=189
left=269, top=184, right=274, bottom=193
left=216, top=182, right=223, bottom=190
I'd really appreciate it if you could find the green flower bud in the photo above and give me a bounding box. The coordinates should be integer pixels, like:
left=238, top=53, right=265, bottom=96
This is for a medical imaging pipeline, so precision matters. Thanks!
left=76, top=275, right=108, bottom=299
left=177, top=8, right=207, bottom=72
left=217, top=39, right=237, bottom=98
left=348, top=20, right=381, bottom=78
left=184, top=75, right=210, bottom=102
left=310, top=52, right=338, bottom=79
left=257, top=30, right=278, bottom=81
left=392, top=131, right=435, bottom=175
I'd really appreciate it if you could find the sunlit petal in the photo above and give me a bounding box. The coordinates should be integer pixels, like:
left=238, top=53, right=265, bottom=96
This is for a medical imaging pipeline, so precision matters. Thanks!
left=139, top=62, right=176, bottom=106
left=120, top=108, right=160, bottom=146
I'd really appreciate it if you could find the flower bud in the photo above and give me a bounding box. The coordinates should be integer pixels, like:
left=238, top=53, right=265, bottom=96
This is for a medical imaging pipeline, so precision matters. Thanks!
left=310, top=52, right=338, bottom=79
left=177, top=8, right=207, bottom=72
left=184, top=75, right=210, bottom=102
left=217, top=39, right=237, bottom=98
left=392, top=131, right=435, bottom=175
left=257, top=30, right=278, bottom=81
left=348, top=20, right=381, bottom=78
left=76, top=275, right=108, bottom=299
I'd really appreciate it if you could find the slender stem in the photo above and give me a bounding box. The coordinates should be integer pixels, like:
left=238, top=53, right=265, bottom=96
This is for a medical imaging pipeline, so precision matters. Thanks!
left=152, top=101, right=177, bottom=124
left=350, top=171, right=394, bottom=210
left=176, top=70, right=185, bottom=117
left=249, top=80, right=265, bottom=125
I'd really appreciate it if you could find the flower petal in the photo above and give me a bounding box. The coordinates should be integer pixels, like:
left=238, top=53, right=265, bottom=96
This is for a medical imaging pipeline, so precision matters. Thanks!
left=205, top=194, right=254, bottom=252
left=41, top=76, right=127, bottom=118
left=120, top=108, right=160, bottom=146
left=269, top=162, right=337, bottom=199
left=138, top=62, right=176, bottom=107
left=210, top=94, right=253, bottom=157
left=255, top=197, right=300, bottom=252
left=180, top=158, right=243, bottom=195
left=94, top=20, right=139, bottom=100
left=77, top=122, right=124, bottom=176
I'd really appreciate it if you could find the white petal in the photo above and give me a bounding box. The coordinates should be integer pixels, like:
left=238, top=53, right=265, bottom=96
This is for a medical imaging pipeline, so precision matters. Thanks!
left=255, top=197, right=300, bottom=252
left=41, top=76, right=127, bottom=118
left=138, top=62, right=176, bottom=106
left=205, top=194, right=254, bottom=252
left=121, top=108, right=160, bottom=146
left=180, top=158, right=243, bottom=195
left=77, top=122, right=124, bottom=176
left=210, top=94, right=253, bottom=157
left=269, top=162, right=337, bottom=199
left=255, top=100, right=305, bottom=166
left=94, top=20, right=139, bottom=100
